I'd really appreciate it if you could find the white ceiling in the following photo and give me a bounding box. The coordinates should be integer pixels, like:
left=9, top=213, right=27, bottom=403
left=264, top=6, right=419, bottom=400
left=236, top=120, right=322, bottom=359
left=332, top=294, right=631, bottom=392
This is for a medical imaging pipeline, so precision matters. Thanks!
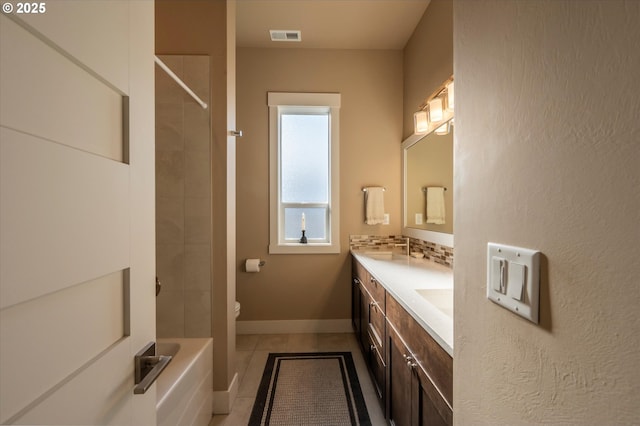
left=236, top=0, right=431, bottom=50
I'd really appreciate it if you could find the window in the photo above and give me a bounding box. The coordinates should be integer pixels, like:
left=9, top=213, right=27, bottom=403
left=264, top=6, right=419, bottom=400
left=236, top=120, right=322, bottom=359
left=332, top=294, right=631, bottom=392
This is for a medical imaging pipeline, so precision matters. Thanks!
left=268, top=92, right=341, bottom=254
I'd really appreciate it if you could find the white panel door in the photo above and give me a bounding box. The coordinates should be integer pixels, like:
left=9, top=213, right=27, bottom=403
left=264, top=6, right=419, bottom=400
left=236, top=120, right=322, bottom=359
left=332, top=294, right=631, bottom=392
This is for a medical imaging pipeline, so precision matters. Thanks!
left=0, top=1, right=156, bottom=425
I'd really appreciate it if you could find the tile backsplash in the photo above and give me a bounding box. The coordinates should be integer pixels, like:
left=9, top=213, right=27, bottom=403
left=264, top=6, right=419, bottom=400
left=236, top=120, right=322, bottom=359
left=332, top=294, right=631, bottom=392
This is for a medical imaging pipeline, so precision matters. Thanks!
left=349, top=235, right=408, bottom=251
left=408, top=237, right=453, bottom=268
left=349, top=234, right=454, bottom=268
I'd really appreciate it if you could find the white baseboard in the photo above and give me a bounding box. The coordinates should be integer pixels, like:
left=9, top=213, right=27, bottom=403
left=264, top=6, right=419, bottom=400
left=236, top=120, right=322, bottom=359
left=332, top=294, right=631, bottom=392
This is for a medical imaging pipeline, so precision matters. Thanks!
left=212, top=372, right=238, bottom=415
left=236, top=319, right=352, bottom=335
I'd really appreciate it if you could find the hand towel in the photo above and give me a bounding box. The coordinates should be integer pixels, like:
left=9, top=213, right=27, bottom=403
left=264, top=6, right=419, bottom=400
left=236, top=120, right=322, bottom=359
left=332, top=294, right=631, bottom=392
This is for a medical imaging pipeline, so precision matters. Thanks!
left=365, top=187, right=385, bottom=225
left=426, top=187, right=446, bottom=225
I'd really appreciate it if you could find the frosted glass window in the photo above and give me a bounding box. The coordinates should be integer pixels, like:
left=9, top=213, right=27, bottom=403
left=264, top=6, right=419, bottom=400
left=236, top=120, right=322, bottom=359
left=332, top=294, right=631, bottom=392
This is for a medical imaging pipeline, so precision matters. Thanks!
left=279, top=112, right=330, bottom=242
left=281, top=114, right=329, bottom=203
left=268, top=92, right=341, bottom=254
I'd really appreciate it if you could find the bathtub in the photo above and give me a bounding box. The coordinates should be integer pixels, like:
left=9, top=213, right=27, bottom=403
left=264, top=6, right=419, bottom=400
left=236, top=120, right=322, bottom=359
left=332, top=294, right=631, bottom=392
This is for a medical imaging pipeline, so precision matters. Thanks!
left=156, top=338, right=213, bottom=426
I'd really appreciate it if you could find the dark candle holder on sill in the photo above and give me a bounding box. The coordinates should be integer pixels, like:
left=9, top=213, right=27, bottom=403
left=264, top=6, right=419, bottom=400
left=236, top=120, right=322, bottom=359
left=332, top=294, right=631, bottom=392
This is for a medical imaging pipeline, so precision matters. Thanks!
left=300, top=230, right=308, bottom=244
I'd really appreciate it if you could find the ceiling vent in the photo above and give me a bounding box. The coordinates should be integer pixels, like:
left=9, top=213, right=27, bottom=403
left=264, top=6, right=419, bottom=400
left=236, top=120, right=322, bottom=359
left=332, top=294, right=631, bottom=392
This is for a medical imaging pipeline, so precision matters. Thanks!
left=269, top=30, right=302, bottom=42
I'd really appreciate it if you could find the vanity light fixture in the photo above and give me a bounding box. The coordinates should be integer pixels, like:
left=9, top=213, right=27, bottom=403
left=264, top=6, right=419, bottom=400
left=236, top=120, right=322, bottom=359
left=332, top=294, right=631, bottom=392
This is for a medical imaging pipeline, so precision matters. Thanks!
left=414, top=110, right=429, bottom=133
left=428, top=97, right=443, bottom=122
left=435, top=122, right=450, bottom=135
left=446, top=81, right=454, bottom=111
left=412, top=75, right=453, bottom=137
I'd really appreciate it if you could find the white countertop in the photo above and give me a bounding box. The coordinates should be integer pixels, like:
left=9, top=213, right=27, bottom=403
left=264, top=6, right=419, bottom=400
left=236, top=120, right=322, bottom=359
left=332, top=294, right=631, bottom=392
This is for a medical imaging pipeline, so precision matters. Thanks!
left=351, top=250, right=454, bottom=356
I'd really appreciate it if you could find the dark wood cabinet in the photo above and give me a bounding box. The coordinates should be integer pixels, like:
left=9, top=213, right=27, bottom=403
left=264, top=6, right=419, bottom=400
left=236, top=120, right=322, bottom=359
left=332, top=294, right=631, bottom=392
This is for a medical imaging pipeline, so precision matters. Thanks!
left=352, top=277, right=361, bottom=337
left=352, top=256, right=452, bottom=425
left=357, top=279, right=369, bottom=351
left=386, top=294, right=452, bottom=408
left=387, top=321, right=452, bottom=426
left=352, top=258, right=386, bottom=412
left=387, top=294, right=452, bottom=426
left=415, top=367, right=451, bottom=426
left=387, top=324, right=413, bottom=426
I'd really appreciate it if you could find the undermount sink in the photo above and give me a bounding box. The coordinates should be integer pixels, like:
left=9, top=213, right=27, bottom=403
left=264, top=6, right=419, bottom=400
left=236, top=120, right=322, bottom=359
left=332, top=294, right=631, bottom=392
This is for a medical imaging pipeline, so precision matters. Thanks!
left=364, top=251, right=407, bottom=260
left=415, top=288, right=453, bottom=318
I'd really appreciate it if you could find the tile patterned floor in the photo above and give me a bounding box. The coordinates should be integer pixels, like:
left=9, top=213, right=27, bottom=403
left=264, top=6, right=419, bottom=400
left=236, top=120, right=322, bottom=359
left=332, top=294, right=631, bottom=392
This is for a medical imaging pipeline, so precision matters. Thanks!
left=209, top=333, right=387, bottom=426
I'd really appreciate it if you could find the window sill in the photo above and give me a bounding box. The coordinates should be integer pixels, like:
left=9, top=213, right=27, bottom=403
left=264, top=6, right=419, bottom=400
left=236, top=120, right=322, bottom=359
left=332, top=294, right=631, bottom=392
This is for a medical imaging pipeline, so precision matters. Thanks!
left=269, top=243, right=341, bottom=254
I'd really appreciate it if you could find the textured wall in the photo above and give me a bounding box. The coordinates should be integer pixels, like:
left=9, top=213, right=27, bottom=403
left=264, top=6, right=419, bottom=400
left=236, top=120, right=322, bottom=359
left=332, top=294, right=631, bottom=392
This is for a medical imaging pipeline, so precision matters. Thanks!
left=454, top=1, right=640, bottom=423
left=236, top=47, right=403, bottom=322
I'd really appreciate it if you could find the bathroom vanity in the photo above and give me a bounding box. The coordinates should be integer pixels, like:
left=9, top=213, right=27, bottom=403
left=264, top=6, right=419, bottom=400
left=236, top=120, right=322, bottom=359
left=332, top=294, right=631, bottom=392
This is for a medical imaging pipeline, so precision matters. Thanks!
left=351, top=251, right=453, bottom=426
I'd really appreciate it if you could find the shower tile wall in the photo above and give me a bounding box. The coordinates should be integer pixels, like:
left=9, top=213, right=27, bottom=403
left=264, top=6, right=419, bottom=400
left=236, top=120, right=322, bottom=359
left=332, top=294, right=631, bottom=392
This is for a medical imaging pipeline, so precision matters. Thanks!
left=156, top=55, right=211, bottom=337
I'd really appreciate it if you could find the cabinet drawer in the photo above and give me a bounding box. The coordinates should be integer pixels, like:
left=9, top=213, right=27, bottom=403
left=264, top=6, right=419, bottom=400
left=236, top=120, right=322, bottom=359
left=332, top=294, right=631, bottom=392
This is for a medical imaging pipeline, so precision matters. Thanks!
left=353, top=259, right=386, bottom=311
left=367, top=330, right=386, bottom=403
left=353, top=258, right=369, bottom=284
left=386, top=293, right=453, bottom=406
left=364, top=274, right=386, bottom=312
left=369, top=300, right=385, bottom=356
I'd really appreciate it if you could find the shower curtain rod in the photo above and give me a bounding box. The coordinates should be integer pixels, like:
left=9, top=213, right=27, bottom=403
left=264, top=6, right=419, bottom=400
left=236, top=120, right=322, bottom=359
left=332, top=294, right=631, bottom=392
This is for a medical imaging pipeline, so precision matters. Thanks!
left=154, top=56, right=208, bottom=110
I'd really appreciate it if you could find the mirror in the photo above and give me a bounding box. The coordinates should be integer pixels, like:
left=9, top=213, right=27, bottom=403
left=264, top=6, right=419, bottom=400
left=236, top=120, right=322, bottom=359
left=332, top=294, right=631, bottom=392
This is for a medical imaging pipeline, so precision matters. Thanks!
left=402, top=118, right=454, bottom=247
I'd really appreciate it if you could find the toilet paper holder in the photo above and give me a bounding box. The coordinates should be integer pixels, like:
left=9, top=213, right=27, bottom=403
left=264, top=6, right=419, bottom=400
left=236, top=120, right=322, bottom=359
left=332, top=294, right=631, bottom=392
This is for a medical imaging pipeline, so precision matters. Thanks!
left=245, top=258, right=266, bottom=273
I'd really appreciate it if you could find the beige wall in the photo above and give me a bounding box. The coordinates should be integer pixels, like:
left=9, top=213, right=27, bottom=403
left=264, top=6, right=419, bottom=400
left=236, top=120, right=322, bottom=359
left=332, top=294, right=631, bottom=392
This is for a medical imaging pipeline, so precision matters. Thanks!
left=454, top=1, right=640, bottom=423
left=236, top=48, right=403, bottom=322
left=156, top=0, right=237, bottom=397
left=403, top=0, right=453, bottom=139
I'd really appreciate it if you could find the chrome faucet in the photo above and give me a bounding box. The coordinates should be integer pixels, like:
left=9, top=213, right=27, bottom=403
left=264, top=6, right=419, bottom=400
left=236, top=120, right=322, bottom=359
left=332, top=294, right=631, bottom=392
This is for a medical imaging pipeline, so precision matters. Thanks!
left=395, top=237, right=410, bottom=257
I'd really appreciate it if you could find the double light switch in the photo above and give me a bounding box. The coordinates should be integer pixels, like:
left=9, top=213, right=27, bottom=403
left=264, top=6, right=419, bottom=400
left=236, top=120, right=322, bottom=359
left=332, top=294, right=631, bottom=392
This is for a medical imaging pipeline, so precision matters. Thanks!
left=486, top=243, right=540, bottom=323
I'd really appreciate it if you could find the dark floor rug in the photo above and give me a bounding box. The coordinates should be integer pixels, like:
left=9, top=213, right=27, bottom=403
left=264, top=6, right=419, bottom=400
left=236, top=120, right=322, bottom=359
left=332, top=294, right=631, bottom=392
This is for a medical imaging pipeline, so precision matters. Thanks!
left=248, top=352, right=372, bottom=426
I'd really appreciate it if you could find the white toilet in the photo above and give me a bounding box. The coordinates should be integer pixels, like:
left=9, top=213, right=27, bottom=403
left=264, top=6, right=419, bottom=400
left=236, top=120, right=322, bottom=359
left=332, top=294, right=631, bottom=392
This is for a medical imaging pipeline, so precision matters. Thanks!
left=235, top=301, right=241, bottom=319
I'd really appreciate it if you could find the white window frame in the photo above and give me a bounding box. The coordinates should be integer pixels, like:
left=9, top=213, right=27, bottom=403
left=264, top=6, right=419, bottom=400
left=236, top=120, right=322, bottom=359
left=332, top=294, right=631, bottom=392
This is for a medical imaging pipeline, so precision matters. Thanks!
left=268, top=92, right=341, bottom=254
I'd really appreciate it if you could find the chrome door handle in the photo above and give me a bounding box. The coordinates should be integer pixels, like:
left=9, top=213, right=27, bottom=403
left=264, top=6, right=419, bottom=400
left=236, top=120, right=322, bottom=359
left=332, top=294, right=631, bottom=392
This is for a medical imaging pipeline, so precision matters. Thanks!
left=133, top=342, right=172, bottom=394
left=229, top=130, right=243, bottom=137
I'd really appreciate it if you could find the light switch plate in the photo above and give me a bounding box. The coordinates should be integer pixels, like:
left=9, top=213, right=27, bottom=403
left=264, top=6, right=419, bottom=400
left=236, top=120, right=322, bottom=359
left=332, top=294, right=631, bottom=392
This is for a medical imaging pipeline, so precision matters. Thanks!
left=383, top=213, right=390, bottom=225
left=486, top=242, right=540, bottom=323
left=415, top=213, right=423, bottom=225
